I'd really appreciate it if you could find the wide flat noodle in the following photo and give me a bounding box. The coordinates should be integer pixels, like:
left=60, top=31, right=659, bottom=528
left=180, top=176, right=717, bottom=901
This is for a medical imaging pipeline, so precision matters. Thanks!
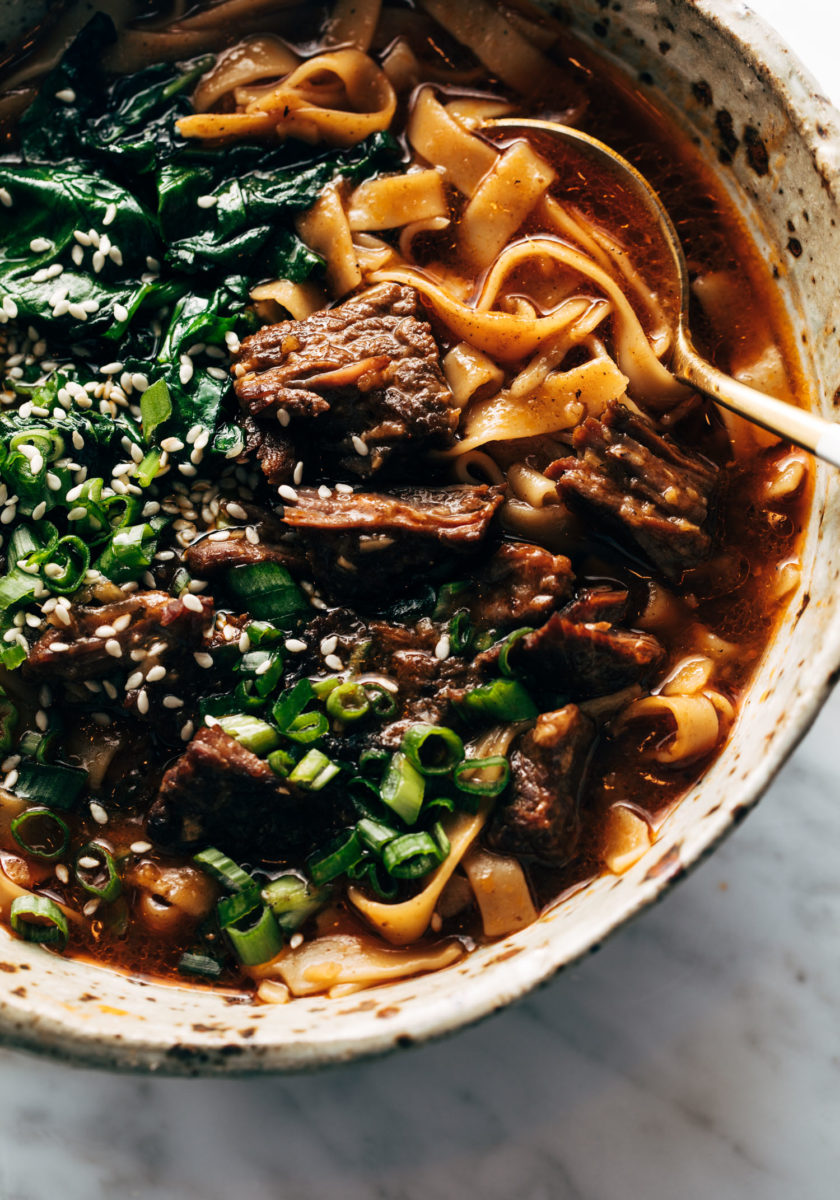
left=249, top=278, right=327, bottom=320
left=192, top=36, right=300, bottom=112
left=260, top=934, right=463, bottom=996
left=324, top=0, right=383, bottom=52
left=459, top=141, right=555, bottom=268
left=296, top=183, right=361, bottom=298
left=462, top=845, right=538, bottom=936
left=347, top=169, right=448, bottom=231
left=408, top=88, right=498, bottom=197
left=452, top=355, right=628, bottom=453
left=180, top=48, right=396, bottom=148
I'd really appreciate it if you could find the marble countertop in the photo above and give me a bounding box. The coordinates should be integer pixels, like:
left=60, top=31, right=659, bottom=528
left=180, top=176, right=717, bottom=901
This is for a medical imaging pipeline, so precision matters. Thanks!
left=2, top=2, right=839, bottom=1197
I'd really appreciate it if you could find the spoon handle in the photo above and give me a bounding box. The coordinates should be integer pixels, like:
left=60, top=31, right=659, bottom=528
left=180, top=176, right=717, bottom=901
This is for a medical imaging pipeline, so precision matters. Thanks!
left=673, top=335, right=840, bottom=468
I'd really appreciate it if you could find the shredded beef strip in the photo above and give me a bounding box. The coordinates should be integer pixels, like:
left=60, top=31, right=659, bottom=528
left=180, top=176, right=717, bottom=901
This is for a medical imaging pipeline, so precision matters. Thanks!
left=26, top=591, right=213, bottom=682
left=234, top=283, right=459, bottom=481
left=560, top=584, right=630, bottom=626
left=507, top=612, right=665, bottom=699
left=456, top=541, right=573, bottom=631
left=146, top=725, right=350, bottom=859
left=487, top=705, right=595, bottom=861
left=280, top=484, right=505, bottom=602
left=547, top=401, right=720, bottom=579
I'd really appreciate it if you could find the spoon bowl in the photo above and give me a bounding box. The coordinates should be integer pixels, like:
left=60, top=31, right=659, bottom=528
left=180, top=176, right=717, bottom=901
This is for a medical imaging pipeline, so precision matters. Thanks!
left=484, top=116, right=840, bottom=467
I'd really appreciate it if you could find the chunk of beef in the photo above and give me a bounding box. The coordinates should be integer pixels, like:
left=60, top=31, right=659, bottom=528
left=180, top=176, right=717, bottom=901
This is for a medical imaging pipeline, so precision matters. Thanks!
left=547, top=401, right=720, bottom=579
left=234, top=283, right=458, bottom=480
left=26, top=591, right=213, bottom=682
left=241, top=415, right=296, bottom=487
left=510, top=613, right=665, bottom=699
left=146, top=725, right=349, bottom=859
left=185, top=532, right=306, bottom=579
left=281, top=484, right=505, bottom=604
left=560, top=585, right=629, bottom=626
left=487, top=705, right=595, bottom=861
left=460, top=541, right=573, bottom=631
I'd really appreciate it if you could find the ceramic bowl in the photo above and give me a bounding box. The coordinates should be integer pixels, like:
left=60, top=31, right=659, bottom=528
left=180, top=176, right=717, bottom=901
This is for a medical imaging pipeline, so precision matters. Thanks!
left=1, top=0, right=839, bottom=1074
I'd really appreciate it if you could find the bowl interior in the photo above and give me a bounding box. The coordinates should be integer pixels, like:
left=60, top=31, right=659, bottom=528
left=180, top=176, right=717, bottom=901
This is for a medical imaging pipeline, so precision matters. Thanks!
left=1, top=0, right=839, bottom=1074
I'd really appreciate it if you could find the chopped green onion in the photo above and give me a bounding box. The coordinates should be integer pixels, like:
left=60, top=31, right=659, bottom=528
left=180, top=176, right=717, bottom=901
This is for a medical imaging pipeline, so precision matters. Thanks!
left=178, top=952, right=223, bottom=979
left=401, top=723, right=464, bottom=776
left=284, top=710, right=328, bottom=744
left=359, top=748, right=389, bottom=777
left=0, top=567, right=38, bottom=610
left=96, top=522, right=161, bottom=583
left=380, top=751, right=425, bottom=825
left=12, top=761, right=87, bottom=810
left=216, top=713, right=280, bottom=757
left=356, top=817, right=399, bottom=854
left=140, top=378, right=172, bottom=441
left=448, top=608, right=473, bottom=654
left=44, top=535, right=90, bottom=595
left=434, top=580, right=469, bottom=618
left=307, top=829, right=364, bottom=885
left=288, top=748, right=339, bottom=791
left=135, top=448, right=161, bottom=489
left=497, top=627, right=535, bottom=677
left=226, top=562, right=308, bottom=626
left=239, top=649, right=285, bottom=697
left=267, top=747, right=296, bottom=778
left=455, top=679, right=538, bottom=723
left=325, top=681, right=370, bottom=723
left=193, top=847, right=253, bottom=893
left=382, top=832, right=446, bottom=880
left=246, top=621, right=284, bottom=647
left=0, top=688, right=18, bottom=753
left=363, top=682, right=397, bottom=717
left=225, top=905, right=283, bottom=966
left=74, top=842, right=121, bottom=901
left=431, top=820, right=451, bottom=860
left=217, top=885, right=261, bottom=929
left=311, top=675, right=342, bottom=700
left=10, top=895, right=68, bottom=949
left=348, top=857, right=400, bottom=900
left=11, top=808, right=69, bottom=861
left=261, top=874, right=324, bottom=933
left=453, top=755, right=511, bottom=797
left=231, top=679, right=266, bottom=713
left=272, top=679, right=315, bottom=730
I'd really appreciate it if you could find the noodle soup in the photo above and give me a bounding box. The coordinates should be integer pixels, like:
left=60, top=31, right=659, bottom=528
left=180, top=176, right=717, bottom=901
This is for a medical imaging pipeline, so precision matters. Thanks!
left=0, top=0, right=809, bottom=1002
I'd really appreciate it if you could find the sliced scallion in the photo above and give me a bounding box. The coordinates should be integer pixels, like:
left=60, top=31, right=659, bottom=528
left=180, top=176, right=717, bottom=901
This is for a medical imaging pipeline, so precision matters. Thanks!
left=284, top=711, right=328, bottom=744
left=12, top=761, right=87, bottom=810
left=288, top=748, right=339, bottom=791
left=401, top=723, right=464, bottom=776
left=325, top=681, right=369, bottom=723
left=216, top=713, right=280, bottom=757
left=453, top=755, right=511, bottom=798
left=261, top=874, right=324, bottom=933
left=225, top=905, right=283, bottom=966
left=380, top=751, right=425, bottom=825
left=455, top=679, right=538, bottom=723
left=75, top=842, right=121, bottom=901
left=193, top=847, right=253, bottom=893
left=448, top=608, right=473, bottom=654
left=217, top=884, right=261, bottom=929
left=11, top=808, right=69, bottom=861
left=356, top=817, right=399, bottom=854
left=178, top=952, right=223, bottom=979
left=10, top=894, right=68, bottom=949
left=382, top=832, right=446, bottom=880
left=272, top=679, right=314, bottom=730
left=307, top=829, right=364, bottom=885
left=363, top=682, right=397, bottom=718
left=226, top=562, right=308, bottom=626
left=497, top=627, right=535, bottom=677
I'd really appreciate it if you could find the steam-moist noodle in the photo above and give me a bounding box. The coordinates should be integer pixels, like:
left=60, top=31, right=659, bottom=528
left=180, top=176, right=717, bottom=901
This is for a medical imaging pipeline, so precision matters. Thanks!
left=0, top=0, right=809, bottom=1000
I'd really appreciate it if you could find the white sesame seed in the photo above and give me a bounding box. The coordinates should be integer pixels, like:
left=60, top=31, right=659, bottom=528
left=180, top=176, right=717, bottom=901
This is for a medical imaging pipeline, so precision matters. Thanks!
left=238, top=632, right=251, bottom=654
left=73, top=229, right=91, bottom=246
left=77, top=855, right=99, bottom=869
left=0, top=507, right=17, bottom=525
left=180, top=720, right=195, bottom=742
left=55, top=87, right=76, bottom=103
left=204, top=715, right=219, bottom=727
left=162, top=695, right=184, bottom=709
left=54, top=608, right=71, bottom=628
left=324, top=653, right=343, bottom=671
left=1, top=755, right=20, bottom=772
left=278, top=484, right=298, bottom=503
left=67, top=506, right=87, bottom=521
left=0, top=188, right=12, bottom=208
left=320, top=636, right=338, bottom=656
left=179, top=356, right=194, bottom=385
left=31, top=501, right=46, bottom=520
left=318, top=485, right=332, bottom=500
left=130, top=841, right=152, bottom=854
left=137, top=689, right=150, bottom=714
left=131, top=373, right=149, bottom=392
left=225, top=331, right=240, bottom=352
left=197, top=194, right=218, bottom=209
left=193, top=652, right=213, bottom=669
left=146, top=665, right=166, bottom=683
left=289, top=932, right=304, bottom=950
left=226, top=502, right=248, bottom=521
left=182, top=593, right=203, bottom=614
left=46, top=472, right=62, bottom=491
left=100, top=361, right=123, bottom=375
left=125, top=671, right=144, bottom=690
left=4, top=769, right=19, bottom=789
left=102, top=680, right=118, bottom=700
left=112, top=614, right=131, bottom=633
left=2, top=297, right=17, bottom=320
left=83, top=899, right=100, bottom=917
left=160, top=437, right=184, bottom=453
left=89, top=802, right=108, bottom=825
left=244, top=526, right=259, bottom=545
left=55, top=864, right=69, bottom=884
left=105, top=639, right=122, bottom=658
left=94, top=624, right=115, bottom=638
left=285, top=639, right=307, bottom=653
left=351, top=435, right=369, bottom=456
left=91, top=250, right=105, bottom=274
left=276, top=407, right=290, bottom=427
left=29, top=237, right=51, bottom=253
left=434, top=634, right=451, bottom=661
left=207, top=366, right=226, bottom=380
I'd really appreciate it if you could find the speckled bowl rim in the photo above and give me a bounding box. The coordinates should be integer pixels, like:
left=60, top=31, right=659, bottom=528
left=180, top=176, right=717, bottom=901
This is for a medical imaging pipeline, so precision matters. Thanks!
left=1, top=0, right=839, bottom=1075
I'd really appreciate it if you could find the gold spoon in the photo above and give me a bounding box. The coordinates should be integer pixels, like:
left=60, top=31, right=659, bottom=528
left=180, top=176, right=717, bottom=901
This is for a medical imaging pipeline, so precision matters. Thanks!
left=484, top=117, right=840, bottom=468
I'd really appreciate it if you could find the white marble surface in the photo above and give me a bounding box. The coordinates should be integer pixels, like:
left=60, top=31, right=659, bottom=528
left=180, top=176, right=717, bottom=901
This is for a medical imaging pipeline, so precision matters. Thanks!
left=2, top=2, right=840, bottom=1197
